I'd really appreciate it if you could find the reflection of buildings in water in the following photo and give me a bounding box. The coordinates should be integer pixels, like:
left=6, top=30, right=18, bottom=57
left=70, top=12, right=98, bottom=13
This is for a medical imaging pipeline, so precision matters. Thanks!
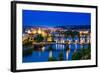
left=69, top=44, right=71, bottom=49
left=74, top=42, right=78, bottom=52
left=66, top=46, right=70, bottom=60
left=39, top=51, right=41, bottom=57
left=66, top=51, right=70, bottom=60
left=42, top=46, right=45, bottom=51
left=56, top=44, right=58, bottom=49
left=49, top=51, right=53, bottom=58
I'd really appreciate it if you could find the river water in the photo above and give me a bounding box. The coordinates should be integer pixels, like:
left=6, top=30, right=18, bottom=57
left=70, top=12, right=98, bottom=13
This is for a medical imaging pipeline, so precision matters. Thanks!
left=23, top=43, right=89, bottom=63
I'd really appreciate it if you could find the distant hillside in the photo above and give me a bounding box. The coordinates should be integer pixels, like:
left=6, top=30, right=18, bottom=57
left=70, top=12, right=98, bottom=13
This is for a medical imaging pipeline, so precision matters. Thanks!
left=23, top=25, right=90, bottom=31
left=54, top=25, right=90, bottom=30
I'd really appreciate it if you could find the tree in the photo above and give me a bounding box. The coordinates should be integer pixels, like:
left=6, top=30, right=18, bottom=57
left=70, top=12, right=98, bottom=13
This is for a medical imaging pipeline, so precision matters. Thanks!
left=48, top=57, right=57, bottom=61
left=48, top=46, right=53, bottom=51
left=23, top=46, right=34, bottom=57
left=34, top=34, right=44, bottom=43
left=72, top=44, right=91, bottom=60
left=23, top=37, right=32, bottom=46
left=59, top=51, right=64, bottom=61
left=72, top=51, right=82, bottom=60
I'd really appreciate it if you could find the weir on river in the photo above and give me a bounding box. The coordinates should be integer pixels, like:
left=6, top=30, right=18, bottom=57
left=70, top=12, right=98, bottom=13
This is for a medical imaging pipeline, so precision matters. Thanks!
left=32, top=41, right=90, bottom=45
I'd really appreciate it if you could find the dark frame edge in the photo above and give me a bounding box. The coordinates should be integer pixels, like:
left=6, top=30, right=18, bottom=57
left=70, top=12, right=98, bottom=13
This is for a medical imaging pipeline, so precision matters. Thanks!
left=11, top=1, right=17, bottom=72
left=11, top=1, right=97, bottom=8
left=96, top=6, right=98, bottom=67
left=13, top=65, right=97, bottom=72
left=11, top=1, right=98, bottom=72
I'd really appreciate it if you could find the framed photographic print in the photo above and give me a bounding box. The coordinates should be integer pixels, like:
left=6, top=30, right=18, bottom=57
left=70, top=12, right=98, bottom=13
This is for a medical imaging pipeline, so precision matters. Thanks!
left=11, top=1, right=98, bottom=72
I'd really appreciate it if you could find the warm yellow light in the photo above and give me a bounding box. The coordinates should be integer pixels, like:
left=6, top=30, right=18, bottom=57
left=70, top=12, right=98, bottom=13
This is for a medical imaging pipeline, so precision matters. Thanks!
left=27, top=30, right=31, bottom=34
left=47, top=37, right=52, bottom=42
left=42, top=32, right=47, bottom=37
left=84, top=31, right=88, bottom=34
left=49, top=34, right=51, bottom=36
left=38, top=28, right=41, bottom=34
left=80, top=31, right=89, bottom=35
left=80, top=31, right=82, bottom=34
left=32, top=30, right=37, bottom=34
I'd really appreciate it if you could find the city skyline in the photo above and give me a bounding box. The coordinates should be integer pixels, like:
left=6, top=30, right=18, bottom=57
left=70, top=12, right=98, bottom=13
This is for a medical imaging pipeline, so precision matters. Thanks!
left=22, top=10, right=91, bottom=63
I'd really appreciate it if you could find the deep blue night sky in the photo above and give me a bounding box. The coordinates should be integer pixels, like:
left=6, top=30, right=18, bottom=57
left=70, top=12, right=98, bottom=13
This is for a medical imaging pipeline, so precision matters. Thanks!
left=22, top=10, right=91, bottom=27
